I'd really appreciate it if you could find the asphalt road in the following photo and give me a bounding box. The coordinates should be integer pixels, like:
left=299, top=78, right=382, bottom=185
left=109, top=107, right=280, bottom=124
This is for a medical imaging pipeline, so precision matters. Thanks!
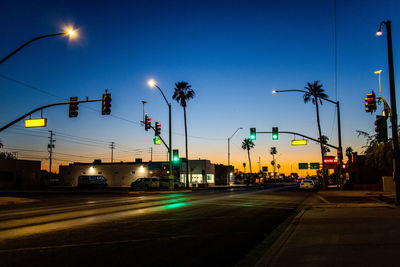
left=0, top=185, right=311, bottom=266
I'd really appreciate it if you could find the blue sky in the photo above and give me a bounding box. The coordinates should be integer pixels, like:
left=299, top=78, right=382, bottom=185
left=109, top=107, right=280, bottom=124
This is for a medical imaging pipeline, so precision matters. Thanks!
left=1, top=0, right=399, bottom=174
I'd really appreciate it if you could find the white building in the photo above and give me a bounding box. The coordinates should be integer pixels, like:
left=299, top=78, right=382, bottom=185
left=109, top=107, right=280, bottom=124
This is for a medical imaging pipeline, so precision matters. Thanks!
left=59, top=160, right=148, bottom=187
left=59, top=159, right=231, bottom=187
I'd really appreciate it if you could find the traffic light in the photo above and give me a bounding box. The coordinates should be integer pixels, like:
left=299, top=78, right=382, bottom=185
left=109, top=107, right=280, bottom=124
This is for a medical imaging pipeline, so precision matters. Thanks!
left=272, top=127, right=278, bottom=140
left=337, top=147, right=343, bottom=160
left=375, top=115, right=388, bottom=142
left=102, top=93, right=112, bottom=115
left=69, top=96, right=79, bottom=117
left=145, top=115, right=151, bottom=131
left=250, top=128, right=256, bottom=140
left=144, top=114, right=151, bottom=131
left=173, top=149, right=179, bottom=162
left=155, top=122, right=161, bottom=136
left=365, top=91, right=377, bottom=113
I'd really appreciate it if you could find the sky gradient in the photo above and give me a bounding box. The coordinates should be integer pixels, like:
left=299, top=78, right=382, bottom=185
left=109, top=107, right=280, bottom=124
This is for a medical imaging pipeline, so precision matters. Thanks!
left=1, top=0, right=400, bottom=175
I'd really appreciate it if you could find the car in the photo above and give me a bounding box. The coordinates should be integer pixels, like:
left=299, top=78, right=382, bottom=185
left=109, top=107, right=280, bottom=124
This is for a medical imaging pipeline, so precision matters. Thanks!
left=130, top=178, right=160, bottom=190
left=299, top=179, right=315, bottom=190
left=158, top=177, right=185, bottom=189
left=78, top=175, right=108, bottom=188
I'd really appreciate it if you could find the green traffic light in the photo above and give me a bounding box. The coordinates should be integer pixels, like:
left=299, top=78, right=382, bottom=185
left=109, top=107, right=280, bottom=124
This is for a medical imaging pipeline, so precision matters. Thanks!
left=250, top=134, right=256, bottom=140
left=173, top=156, right=179, bottom=161
left=272, top=127, right=279, bottom=140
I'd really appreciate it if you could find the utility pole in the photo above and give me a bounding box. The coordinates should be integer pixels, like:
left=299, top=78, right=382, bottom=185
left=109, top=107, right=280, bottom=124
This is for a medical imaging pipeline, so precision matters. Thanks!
left=150, top=147, right=153, bottom=162
left=47, top=130, right=55, bottom=185
left=258, top=156, right=261, bottom=172
left=110, top=142, right=115, bottom=163
left=379, top=20, right=400, bottom=204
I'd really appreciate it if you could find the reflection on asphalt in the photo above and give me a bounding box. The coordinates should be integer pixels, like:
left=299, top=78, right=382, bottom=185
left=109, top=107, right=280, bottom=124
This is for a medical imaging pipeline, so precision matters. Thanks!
left=0, top=185, right=297, bottom=241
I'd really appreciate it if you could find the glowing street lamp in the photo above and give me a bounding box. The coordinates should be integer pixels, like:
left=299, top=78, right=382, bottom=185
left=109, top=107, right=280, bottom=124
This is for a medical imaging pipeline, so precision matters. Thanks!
left=0, top=26, right=78, bottom=64
left=147, top=79, right=174, bottom=190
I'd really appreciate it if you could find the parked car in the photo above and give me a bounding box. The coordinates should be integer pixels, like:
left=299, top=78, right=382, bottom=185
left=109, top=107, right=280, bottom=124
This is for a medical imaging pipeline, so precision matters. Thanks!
left=158, top=177, right=185, bottom=189
left=299, top=179, right=315, bottom=190
left=130, top=178, right=160, bottom=190
left=78, top=175, right=108, bottom=188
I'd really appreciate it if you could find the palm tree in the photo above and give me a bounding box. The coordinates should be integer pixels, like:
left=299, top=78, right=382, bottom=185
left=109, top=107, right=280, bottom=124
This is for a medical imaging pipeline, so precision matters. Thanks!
left=346, top=147, right=353, bottom=163
left=241, top=138, right=255, bottom=174
left=319, top=135, right=330, bottom=156
left=304, top=81, right=328, bottom=188
left=270, top=147, right=277, bottom=180
left=173, top=81, right=195, bottom=188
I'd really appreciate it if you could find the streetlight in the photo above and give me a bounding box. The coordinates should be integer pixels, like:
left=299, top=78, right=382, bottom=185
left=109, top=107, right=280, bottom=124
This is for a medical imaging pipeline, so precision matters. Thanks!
left=376, top=20, right=400, bottom=204
left=228, top=127, right=243, bottom=167
left=272, top=89, right=343, bottom=188
left=148, top=79, right=174, bottom=190
left=374, top=70, right=383, bottom=97
left=0, top=26, right=78, bottom=64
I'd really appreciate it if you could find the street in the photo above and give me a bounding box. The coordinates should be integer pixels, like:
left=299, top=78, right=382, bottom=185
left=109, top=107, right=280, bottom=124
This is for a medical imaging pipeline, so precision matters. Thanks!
left=0, top=185, right=309, bottom=266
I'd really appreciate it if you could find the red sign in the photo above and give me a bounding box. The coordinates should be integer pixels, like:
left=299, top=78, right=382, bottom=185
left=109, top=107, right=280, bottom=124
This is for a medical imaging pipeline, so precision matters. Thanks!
left=324, top=156, right=338, bottom=164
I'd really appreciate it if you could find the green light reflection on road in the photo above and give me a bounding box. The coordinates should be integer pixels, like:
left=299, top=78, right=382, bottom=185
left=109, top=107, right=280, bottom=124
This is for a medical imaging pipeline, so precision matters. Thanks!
left=163, top=197, right=187, bottom=204
left=162, top=202, right=189, bottom=210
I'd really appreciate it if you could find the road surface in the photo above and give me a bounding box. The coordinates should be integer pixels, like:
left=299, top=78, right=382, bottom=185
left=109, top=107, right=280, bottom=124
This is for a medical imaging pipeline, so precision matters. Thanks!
left=0, top=185, right=310, bottom=266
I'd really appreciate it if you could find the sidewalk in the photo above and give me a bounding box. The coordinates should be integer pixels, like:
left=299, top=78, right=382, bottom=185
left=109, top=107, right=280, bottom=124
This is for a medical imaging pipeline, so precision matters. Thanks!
left=257, top=190, right=400, bottom=266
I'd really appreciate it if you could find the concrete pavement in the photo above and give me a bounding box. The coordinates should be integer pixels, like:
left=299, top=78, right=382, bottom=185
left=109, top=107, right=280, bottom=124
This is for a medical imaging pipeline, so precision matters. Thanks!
left=255, top=190, right=400, bottom=266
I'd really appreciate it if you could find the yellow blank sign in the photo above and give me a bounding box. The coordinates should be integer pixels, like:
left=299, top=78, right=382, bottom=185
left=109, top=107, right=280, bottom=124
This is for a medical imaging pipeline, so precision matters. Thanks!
left=291, top=139, right=307, bottom=145
left=25, top=118, right=47, bottom=128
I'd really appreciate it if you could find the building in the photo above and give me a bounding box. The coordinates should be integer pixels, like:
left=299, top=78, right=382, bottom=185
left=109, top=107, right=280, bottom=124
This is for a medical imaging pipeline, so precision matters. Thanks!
left=0, top=159, right=41, bottom=189
left=59, top=159, right=231, bottom=187
left=214, top=164, right=234, bottom=185
left=59, top=159, right=149, bottom=187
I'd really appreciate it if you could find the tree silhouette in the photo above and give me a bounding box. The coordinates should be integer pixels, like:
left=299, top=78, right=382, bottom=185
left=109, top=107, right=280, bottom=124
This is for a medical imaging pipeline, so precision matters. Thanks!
left=345, top=147, right=353, bottom=163
left=304, top=81, right=328, bottom=188
left=241, top=138, right=255, bottom=174
left=173, top=81, right=195, bottom=188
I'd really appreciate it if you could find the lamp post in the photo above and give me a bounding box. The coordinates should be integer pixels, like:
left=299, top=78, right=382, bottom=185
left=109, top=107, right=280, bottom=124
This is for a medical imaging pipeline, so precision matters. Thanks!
left=148, top=80, right=174, bottom=190
left=228, top=127, right=243, bottom=166
left=272, top=89, right=343, bottom=188
left=0, top=27, right=77, bottom=64
left=377, top=20, right=400, bottom=204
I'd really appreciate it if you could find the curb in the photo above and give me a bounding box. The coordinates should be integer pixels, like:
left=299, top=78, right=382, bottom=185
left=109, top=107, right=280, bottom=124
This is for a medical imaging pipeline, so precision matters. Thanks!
left=237, top=192, right=314, bottom=266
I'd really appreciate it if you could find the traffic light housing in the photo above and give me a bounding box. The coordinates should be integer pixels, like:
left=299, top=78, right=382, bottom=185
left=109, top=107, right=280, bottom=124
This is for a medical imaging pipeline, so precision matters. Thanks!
left=69, top=96, right=79, bottom=117
left=155, top=122, right=161, bottom=136
left=173, top=149, right=179, bottom=162
left=102, top=93, right=112, bottom=115
left=144, top=114, right=151, bottom=131
left=337, top=147, right=343, bottom=160
left=272, top=127, right=278, bottom=140
left=375, top=115, right=388, bottom=142
left=250, top=128, right=256, bottom=140
left=365, top=91, right=377, bottom=113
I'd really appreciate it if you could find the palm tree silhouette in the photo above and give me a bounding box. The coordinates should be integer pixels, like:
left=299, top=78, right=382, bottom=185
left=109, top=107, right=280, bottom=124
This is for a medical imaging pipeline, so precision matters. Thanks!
left=270, top=147, right=277, bottom=180
left=303, top=81, right=328, bottom=188
left=173, top=81, right=195, bottom=188
left=319, top=135, right=330, bottom=156
left=346, top=147, right=353, bottom=163
left=242, top=138, right=255, bottom=174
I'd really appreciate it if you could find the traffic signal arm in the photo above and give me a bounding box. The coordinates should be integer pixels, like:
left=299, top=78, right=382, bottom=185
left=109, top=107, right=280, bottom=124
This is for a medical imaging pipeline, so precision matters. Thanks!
left=149, top=124, right=169, bottom=150
left=255, top=130, right=339, bottom=150
left=0, top=98, right=103, bottom=133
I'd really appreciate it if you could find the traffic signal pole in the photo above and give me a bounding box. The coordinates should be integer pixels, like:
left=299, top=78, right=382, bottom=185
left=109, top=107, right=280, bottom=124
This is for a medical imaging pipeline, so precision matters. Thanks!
left=0, top=98, right=103, bottom=133
left=381, top=21, right=400, bottom=204
left=168, top=103, right=174, bottom=190
left=153, top=83, right=174, bottom=190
